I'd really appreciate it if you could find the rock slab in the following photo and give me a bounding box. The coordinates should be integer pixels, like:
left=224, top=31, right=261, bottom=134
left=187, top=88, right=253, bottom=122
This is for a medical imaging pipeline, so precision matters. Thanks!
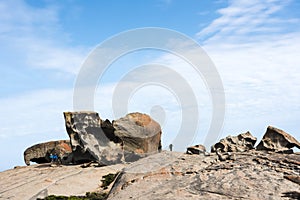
left=256, top=126, right=300, bottom=152
left=0, top=163, right=125, bottom=200
left=107, top=151, right=300, bottom=200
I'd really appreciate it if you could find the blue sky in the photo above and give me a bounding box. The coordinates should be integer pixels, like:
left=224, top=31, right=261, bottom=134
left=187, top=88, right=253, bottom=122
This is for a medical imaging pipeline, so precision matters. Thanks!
left=1, top=0, right=300, bottom=171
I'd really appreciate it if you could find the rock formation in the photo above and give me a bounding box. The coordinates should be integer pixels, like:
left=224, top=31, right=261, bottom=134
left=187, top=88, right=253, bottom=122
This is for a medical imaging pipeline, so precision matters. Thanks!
left=63, top=112, right=162, bottom=165
left=186, top=144, right=206, bottom=155
left=23, top=140, right=72, bottom=165
left=0, top=162, right=125, bottom=200
left=64, top=111, right=124, bottom=165
left=256, top=126, right=300, bottom=152
left=211, top=131, right=257, bottom=153
left=6, top=126, right=300, bottom=200
left=113, top=112, right=162, bottom=161
left=5, top=149, right=300, bottom=200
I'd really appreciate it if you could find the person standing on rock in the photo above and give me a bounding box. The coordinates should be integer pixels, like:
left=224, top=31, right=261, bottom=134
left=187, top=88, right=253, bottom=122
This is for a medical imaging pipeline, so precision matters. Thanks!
left=53, top=154, right=58, bottom=162
left=169, top=144, right=173, bottom=151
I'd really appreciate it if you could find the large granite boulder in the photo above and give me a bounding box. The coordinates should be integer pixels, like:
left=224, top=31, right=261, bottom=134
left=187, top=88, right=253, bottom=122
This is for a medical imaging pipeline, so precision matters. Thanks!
left=256, top=126, right=300, bottom=152
left=24, top=140, right=72, bottom=165
left=211, top=131, right=257, bottom=153
left=63, top=112, right=162, bottom=165
left=113, top=112, right=162, bottom=154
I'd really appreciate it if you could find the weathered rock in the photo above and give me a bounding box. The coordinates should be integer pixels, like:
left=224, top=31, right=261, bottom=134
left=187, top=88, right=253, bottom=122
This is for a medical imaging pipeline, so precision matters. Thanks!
left=63, top=111, right=162, bottom=165
left=216, top=151, right=236, bottom=161
left=256, top=126, right=300, bottom=152
left=64, top=111, right=124, bottom=165
left=0, top=162, right=125, bottom=200
left=107, top=151, right=300, bottom=200
left=284, top=175, right=300, bottom=185
left=211, top=131, right=257, bottom=153
left=23, top=140, right=72, bottom=165
left=186, top=144, right=206, bottom=155
left=112, top=112, right=162, bottom=155
left=5, top=133, right=300, bottom=200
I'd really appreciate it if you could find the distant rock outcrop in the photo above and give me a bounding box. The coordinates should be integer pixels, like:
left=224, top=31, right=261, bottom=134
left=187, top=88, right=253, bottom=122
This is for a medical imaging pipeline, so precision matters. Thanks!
left=186, top=144, right=206, bottom=155
left=256, top=126, right=300, bottom=152
left=63, top=112, right=162, bottom=165
left=24, top=140, right=72, bottom=165
left=211, top=131, right=257, bottom=153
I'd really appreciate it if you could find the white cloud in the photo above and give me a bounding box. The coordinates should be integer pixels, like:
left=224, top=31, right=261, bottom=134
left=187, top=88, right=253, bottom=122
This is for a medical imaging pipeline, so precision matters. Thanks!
left=91, top=49, right=216, bottom=150
left=1, top=0, right=300, bottom=172
left=197, top=0, right=298, bottom=44
left=23, top=37, right=87, bottom=74
left=0, top=89, right=73, bottom=139
left=0, top=0, right=90, bottom=170
left=0, top=88, right=76, bottom=171
left=0, top=0, right=88, bottom=75
left=196, top=0, right=300, bottom=139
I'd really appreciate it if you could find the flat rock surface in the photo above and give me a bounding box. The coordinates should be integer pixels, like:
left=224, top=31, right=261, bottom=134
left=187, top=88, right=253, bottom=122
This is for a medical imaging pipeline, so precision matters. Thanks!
left=0, top=163, right=125, bottom=200
left=108, top=151, right=300, bottom=200
left=1, top=151, right=299, bottom=200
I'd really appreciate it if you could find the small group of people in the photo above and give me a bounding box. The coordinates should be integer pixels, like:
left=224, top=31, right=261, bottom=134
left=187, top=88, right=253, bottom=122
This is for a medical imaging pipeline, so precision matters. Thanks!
left=49, top=153, right=59, bottom=163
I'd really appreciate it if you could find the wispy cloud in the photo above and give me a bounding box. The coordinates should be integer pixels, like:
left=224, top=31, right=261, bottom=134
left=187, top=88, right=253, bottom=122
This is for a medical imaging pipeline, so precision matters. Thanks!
left=92, top=50, right=213, bottom=149
left=0, top=0, right=88, bottom=75
left=196, top=0, right=300, bottom=138
left=0, top=1, right=89, bottom=170
left=197, top=0, right=299, bottom=44
left=0, top=88, right=75, bottom=171
left=0, top=89, right=73, bottom=139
